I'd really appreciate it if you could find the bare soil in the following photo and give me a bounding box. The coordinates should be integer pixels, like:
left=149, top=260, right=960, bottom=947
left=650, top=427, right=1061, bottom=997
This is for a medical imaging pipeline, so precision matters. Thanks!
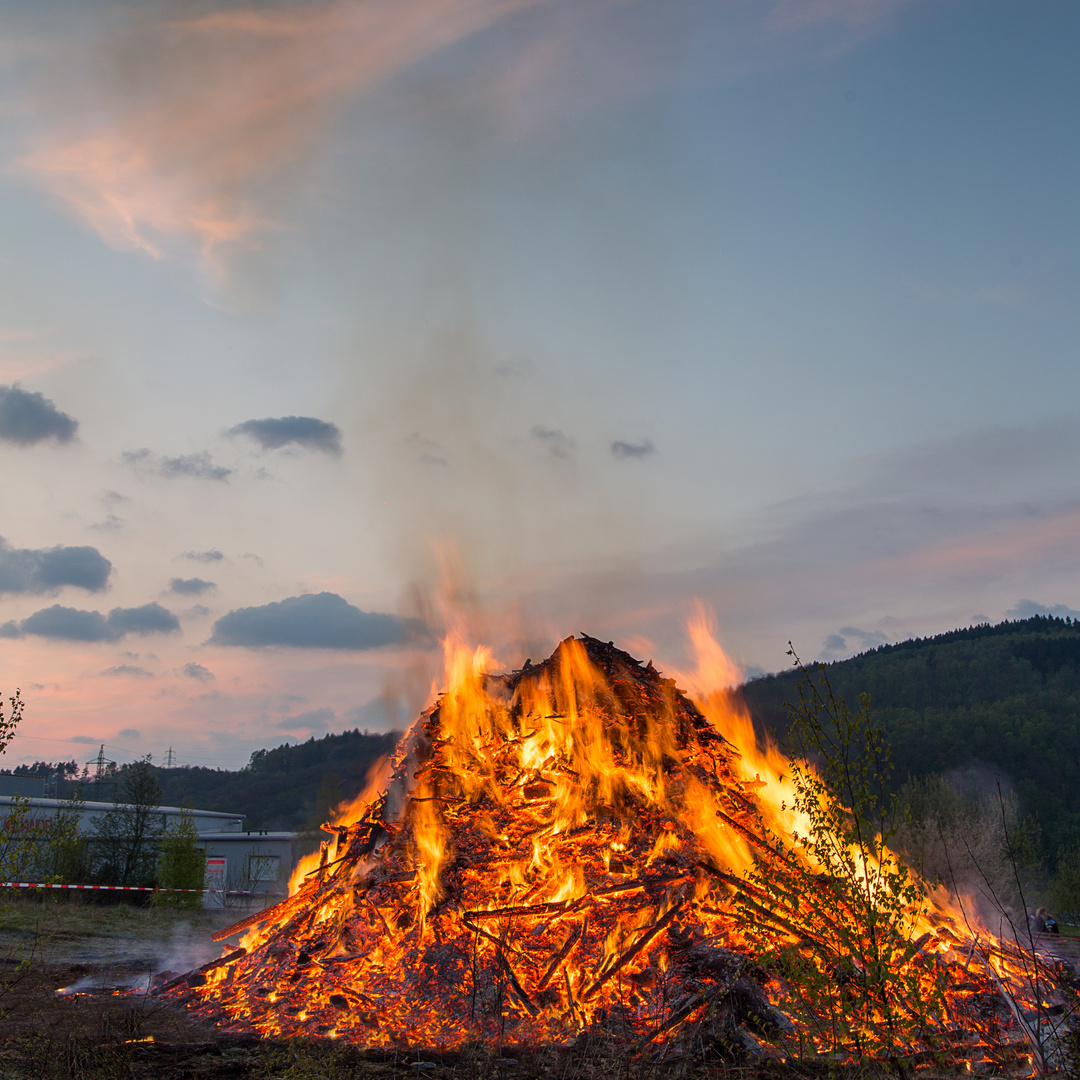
left=0, top=898, right=1035, bottom=1079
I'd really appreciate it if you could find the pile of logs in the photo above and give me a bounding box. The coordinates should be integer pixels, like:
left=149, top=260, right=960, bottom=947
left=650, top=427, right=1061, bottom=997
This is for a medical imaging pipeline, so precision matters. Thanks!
left=163, top=637, right=1068, bottom=1069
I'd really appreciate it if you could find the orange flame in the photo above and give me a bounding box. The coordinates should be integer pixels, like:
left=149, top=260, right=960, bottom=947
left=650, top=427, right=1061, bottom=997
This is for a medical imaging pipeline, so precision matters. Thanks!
left=188, top=611, right=1051, bottom=1068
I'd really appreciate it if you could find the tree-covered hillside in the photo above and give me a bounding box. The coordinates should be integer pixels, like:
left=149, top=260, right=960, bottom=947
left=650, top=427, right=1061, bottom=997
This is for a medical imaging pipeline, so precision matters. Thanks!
left=741, top=615, right=1080, bottom=860
left=54, top=728, right=399, bottom=832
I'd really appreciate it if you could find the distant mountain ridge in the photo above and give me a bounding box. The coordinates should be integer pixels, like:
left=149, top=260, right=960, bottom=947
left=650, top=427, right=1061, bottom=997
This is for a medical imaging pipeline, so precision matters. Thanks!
left=741, top=614, right=1080, bottom=860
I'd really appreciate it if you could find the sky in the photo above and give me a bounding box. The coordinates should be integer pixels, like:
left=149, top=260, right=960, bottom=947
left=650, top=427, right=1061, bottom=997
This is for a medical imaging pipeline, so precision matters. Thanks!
left=0, top=0, right=1078, bottom=771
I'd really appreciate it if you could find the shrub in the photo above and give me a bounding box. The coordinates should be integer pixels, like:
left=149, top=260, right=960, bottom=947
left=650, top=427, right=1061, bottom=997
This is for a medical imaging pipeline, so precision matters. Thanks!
left=155, top=807, right=205, bottom=909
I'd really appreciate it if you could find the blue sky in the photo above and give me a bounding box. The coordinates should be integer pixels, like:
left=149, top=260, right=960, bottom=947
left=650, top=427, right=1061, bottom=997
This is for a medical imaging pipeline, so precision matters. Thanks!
left=0, top=0, right=1077, bottom=768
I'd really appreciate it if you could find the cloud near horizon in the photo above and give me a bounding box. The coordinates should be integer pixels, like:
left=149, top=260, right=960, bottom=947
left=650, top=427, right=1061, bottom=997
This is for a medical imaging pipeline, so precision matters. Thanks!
left=0, top=602, right=180, bottom=642
left=0, top=537, right=112, bottom=595
left=276, top=706, right=335, bottom=732
left=228, top=416, right=342, bottom=455
left=210, top=591, right=426, bottom=650
left=820, top=625, right=892, bottom=661
left=1007, top=599, right=1080, bottom=621
left=0, top=385, right=78, bottom=445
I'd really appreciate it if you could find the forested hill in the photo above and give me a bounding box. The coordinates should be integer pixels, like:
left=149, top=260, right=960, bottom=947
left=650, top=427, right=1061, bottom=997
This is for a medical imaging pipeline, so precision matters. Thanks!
left=740, top=615, right=1080, bottom=858
left=138, top=729, right=396, bottom=832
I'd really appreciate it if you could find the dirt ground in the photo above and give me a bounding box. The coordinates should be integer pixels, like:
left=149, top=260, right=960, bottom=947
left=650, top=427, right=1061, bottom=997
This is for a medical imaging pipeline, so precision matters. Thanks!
left=0, top=897, right=1032, bottom=1080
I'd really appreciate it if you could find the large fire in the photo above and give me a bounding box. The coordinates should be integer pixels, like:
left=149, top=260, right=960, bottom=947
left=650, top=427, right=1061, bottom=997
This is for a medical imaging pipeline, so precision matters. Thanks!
left=168, top=627, right=1072, bottom=1070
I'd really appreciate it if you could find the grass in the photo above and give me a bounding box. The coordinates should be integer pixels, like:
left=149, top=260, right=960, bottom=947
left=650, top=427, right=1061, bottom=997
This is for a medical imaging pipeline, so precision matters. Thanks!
left=0, top=892, right=221, bottom=937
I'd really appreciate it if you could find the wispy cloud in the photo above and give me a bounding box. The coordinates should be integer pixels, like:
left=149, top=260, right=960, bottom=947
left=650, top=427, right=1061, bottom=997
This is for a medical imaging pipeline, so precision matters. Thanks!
left=123, top=448, right=232, bottom=481
left=10, top=0, right=546, bottom=282
left=611, top=438, right=655, bottom=460
left=179, top=549, right=224, bottom=563
left=541, top=418, right=1080, bottom=672
left=532, top=425, right=575, bottom=459
left=6, top=0, right=933, bottom=289
left=765, top=0, right=923, bottom=35
left=102, top=664, right=154, bottom=679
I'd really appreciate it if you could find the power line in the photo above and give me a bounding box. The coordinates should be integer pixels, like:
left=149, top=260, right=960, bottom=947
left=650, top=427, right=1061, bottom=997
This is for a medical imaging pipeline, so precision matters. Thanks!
left=7, top=734, right=251, bottom=769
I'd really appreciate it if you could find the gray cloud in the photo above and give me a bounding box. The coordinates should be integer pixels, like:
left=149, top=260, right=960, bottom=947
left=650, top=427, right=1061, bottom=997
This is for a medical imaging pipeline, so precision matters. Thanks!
left=346, top=693, right=407, bottom=732
left=0, top=538, right=112, bottom=594
left=404, top=432, right=448, bottom=467
left=228, top=415, right=342, bottom=456
left=6, top=602, right=180, bottom=642
left=819, top=626, right=891, bottom=661
left=0, top=385, right=78, bottom=446
left=181, top=662, right=214, bottom=682
left=611, top=439, right=655, bottom=460
left=109, top=603, right=181, bottom=636
left=276, top=707, right=335, bottom=732
left=169, top=577, right=215, bottom=596
left=532, top=426, right=576, bottom=459
left=117, top=728, right=141, bottom=739
left=102, top=665, right=153, bottom=679
left=820, top=633, right=847, bottom=659
left=180, top=549, right=224, bottom=563
left=210, top=591, right=425, bottom=650
left=1007, top=599, right=1080, bottom=621
left=123, top=448, right=232, bottom=481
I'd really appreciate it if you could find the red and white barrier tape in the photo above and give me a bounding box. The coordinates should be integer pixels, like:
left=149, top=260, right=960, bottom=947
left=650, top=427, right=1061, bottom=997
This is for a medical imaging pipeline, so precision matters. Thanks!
left=0, top=881, right=246, bottom=894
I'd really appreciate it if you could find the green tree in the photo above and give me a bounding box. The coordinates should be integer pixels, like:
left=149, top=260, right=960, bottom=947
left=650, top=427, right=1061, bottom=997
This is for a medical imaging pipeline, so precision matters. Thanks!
left=45, top=789, right=88, bottom=884
left=733, top=652, right=944, bottom=1070
left=1049, top=845, right=1080, bottom=925
left=155, top=807, right=205, bottom=909
left=90, top=759, right=163, bottom=886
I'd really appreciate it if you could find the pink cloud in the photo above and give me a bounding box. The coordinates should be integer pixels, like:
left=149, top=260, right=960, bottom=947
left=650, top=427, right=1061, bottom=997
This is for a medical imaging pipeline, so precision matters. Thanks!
left=765, top=0, right=928, bottom=34
left=12, top=0, right=544, bottom=282
left=868, top=507, right=1080, bottom=582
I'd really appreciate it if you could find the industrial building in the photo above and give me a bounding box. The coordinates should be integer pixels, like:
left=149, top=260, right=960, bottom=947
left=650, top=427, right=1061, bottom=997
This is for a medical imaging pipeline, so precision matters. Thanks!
left=0, top=776, right=303, bottom=902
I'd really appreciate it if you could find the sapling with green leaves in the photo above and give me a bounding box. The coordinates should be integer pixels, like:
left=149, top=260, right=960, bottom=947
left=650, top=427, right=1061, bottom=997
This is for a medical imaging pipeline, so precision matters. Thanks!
left=731, top=650, right=945, bottom=1068
left=155, top=807, right=206, bottom=908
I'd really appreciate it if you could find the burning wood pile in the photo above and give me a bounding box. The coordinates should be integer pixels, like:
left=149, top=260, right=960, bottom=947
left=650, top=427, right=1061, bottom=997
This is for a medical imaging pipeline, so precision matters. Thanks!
left=167, top=634, right=1074, bottom=1070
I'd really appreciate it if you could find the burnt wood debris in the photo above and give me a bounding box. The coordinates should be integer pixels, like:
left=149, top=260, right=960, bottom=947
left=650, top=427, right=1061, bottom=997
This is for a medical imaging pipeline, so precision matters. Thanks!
left=160, top=636, right=1076, bottom=1069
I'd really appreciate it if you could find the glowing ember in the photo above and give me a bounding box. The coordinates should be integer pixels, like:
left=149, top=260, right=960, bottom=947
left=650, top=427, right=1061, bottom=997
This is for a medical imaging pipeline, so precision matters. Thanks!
left=167, top=632, right=1068, bottom=1067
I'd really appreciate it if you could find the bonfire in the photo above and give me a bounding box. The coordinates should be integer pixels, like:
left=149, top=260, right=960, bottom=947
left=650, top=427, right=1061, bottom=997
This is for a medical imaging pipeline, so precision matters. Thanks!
left=165, top=632, right=1072, bottom=1071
